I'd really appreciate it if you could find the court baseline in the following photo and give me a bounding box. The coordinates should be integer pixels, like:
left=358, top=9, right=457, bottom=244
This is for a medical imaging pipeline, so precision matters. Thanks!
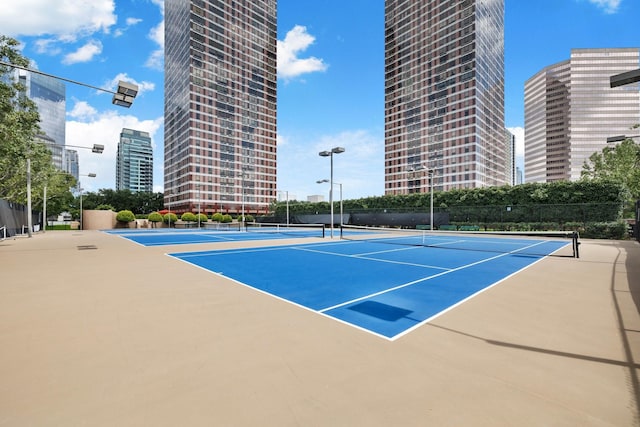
left=169, top=238, right=569, bottom=340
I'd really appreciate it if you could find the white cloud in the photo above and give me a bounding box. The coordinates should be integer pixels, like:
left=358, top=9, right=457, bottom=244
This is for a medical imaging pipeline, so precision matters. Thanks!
left=126, top=17, right=143, bottom=26
left=66, top=102, right=164, bottom=192
left=276, top=134, right=288, bottom=147
left=277, top=25, right=328, bottom=80
left=0, top=0, right=116, bottom=39
left=104, top=73, right=156, bottom=97
left=585, top=0, right=621, bottom=14
left=33, top=38, right=61, bottom=55
left=114, top=17, right=143, bottom=37
left=62, top=40, right=103, bottom=64
left=146, top=20, right=164, bottom=70
left=150, top=0, right=165, bottom=15
left=277, top=129, right=384, bottom=201
left=67, top=101, right=98, bottom=120
left=507, top=126, right=525, bottom=157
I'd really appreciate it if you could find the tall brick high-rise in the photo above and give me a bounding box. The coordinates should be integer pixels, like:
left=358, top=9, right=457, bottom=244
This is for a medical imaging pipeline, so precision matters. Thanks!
left=384, top=0, right=506, bottom=193
left=164, top=0, right=277, bottom=215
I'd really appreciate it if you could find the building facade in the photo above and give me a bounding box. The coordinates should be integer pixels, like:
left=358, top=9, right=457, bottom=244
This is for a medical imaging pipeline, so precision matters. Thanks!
left=384, top=0, right=506, bottom=194
left=164, top=0, right=278, bottom=215
left=505, top=129, right=515, bottom=186
left=116, top=128, right=154, bottom=193
left=525, top=48, right=640, bottom=182
left=18, top=70, right=78, bottom=177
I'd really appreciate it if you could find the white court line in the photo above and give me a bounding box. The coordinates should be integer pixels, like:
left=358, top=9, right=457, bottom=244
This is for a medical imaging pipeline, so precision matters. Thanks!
left=317, top=239, right=551, bottom=314
left=171, top=246, right=290, bottom=258
left=293, top=245, right=452, bottom=271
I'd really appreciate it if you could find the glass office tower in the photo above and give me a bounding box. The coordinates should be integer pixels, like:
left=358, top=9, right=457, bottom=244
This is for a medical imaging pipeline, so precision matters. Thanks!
left=116, top=128, right=154, bottom=193
left=164, top=0, right=277, bottom=215
left=384, top=0, right=506, bottom=193
left=18, top=71, right=72, bottom=174
left=525, top=48, right=640, bottom=182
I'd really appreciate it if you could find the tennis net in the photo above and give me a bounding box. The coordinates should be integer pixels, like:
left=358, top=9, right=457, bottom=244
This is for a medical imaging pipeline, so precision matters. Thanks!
left=203, top=222, right=242, bottom=231
left=246, top=222, right=326, bottom=238
left=340, top=225, right=580, bottom=258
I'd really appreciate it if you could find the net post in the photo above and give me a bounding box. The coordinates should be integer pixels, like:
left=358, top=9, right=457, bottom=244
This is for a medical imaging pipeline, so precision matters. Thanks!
left=572, top=231, right=580, bottom=258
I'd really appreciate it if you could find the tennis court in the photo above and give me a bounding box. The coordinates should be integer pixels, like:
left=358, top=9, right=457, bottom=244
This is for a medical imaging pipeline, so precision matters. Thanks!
left=169, top=229, right=576, bottom=340
left=104, top=223, right=325, bottom=246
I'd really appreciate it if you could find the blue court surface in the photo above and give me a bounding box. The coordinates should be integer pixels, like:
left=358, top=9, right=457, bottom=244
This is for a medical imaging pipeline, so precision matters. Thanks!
left=104, top=227, right=323, bottom=246
left=168, top=235, right=571, bottom=340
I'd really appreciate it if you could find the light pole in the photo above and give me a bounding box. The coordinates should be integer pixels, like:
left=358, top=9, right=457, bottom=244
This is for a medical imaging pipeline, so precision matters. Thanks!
left=197, top=182, right=201, bottom=228
left=606, top=134, right=640, bottom=144
left=610, top=68, right=640, bottom=88
left=238, top=170, right=247, bottom=227
left=319, top=147, right=345, bottom=238
left=428, top=169, right=435, bottom=231
left=41, top=144, right=103, bottom=234
left=2, top=60, right=137, bottom=237
left=0, top=60, right=139, bottom=107
left=408, top=165, right=435, bottom=230
left=317, top=180, right=343, bottom=226
left=167, top=193, right=175, bottom=228
left=78, top=173, right=96, bottom=230
left=277, top=190, right=289, bottom=226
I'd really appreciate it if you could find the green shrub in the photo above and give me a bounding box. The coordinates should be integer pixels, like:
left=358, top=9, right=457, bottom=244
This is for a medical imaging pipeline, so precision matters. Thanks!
left=181, top=212, right=197, bottom=222
left=116, top=210, right=135, bottom=223
left=582, top=222, right=627, bottom=239
left=96, top=204, right=115, bottom=211
left=221, top=214, right=233, bottom=223
left=163, top=213, right=178, bottom=225
left=237, top=214, right=254, bottom=223
left=211, top=212, right=224, bottom=222
left=46, top=224, right=71, bottom=230
left=196, top=213, right=208, bottom=224
left=148, top=212, right=163, bottom=223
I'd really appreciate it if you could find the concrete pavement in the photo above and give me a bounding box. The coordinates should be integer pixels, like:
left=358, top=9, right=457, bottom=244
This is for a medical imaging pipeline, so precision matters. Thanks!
left=1, top=230, right=639, bottom=426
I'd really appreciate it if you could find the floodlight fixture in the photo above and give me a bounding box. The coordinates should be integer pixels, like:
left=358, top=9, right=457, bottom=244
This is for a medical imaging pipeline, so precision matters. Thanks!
left=318, top=147, right=346, bottom=238
left=610, top=69, right=640, bottom=88
left=607, top=135, right=640, bottom=143
left=111, top=81, right=139, bottom=107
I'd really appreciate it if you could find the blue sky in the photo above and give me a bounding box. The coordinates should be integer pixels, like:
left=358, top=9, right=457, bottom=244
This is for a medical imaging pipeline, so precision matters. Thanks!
left=0, top=0, right=638, bottom=199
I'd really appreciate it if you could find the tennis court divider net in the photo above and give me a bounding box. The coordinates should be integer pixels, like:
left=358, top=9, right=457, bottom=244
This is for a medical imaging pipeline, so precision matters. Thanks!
left=246, top=222, right=326, bottom=238
left=339, top=225, right=580, bottom=258
left=203, top=222, right=242, bottom=231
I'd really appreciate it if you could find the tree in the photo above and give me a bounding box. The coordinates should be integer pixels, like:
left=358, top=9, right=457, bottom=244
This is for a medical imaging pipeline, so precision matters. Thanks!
left=0, top=36, right=45, bottom=203
left=76, top=189, right=164, bottom=214
left=582, top=136, right=640, bottom=216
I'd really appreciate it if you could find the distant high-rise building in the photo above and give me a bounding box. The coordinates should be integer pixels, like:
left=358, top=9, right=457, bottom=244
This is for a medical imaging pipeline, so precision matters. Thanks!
left=17, top=70, right=77, bottom=177
left=384, top=0, right=506, bottom=194
left=164, top=0, right=277, bottom=215
left=505, top=129, right=516, bottom=186
left=116, top=128, right=153, bottom=193
left=525, top=48, right=640, bottom=182
left=515, top=167, right=523, bottom=185
left=64, top=148, right=79, bottom=180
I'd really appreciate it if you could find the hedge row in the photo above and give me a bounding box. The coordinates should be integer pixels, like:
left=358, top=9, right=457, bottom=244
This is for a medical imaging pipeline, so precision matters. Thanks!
left=274, top=180, right=627, bottom=224
left=449, top=221, right=627, bottom=239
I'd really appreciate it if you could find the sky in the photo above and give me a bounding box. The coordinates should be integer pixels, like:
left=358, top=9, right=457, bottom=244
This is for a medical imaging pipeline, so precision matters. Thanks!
left=0, top=0, right=638, bottom=200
